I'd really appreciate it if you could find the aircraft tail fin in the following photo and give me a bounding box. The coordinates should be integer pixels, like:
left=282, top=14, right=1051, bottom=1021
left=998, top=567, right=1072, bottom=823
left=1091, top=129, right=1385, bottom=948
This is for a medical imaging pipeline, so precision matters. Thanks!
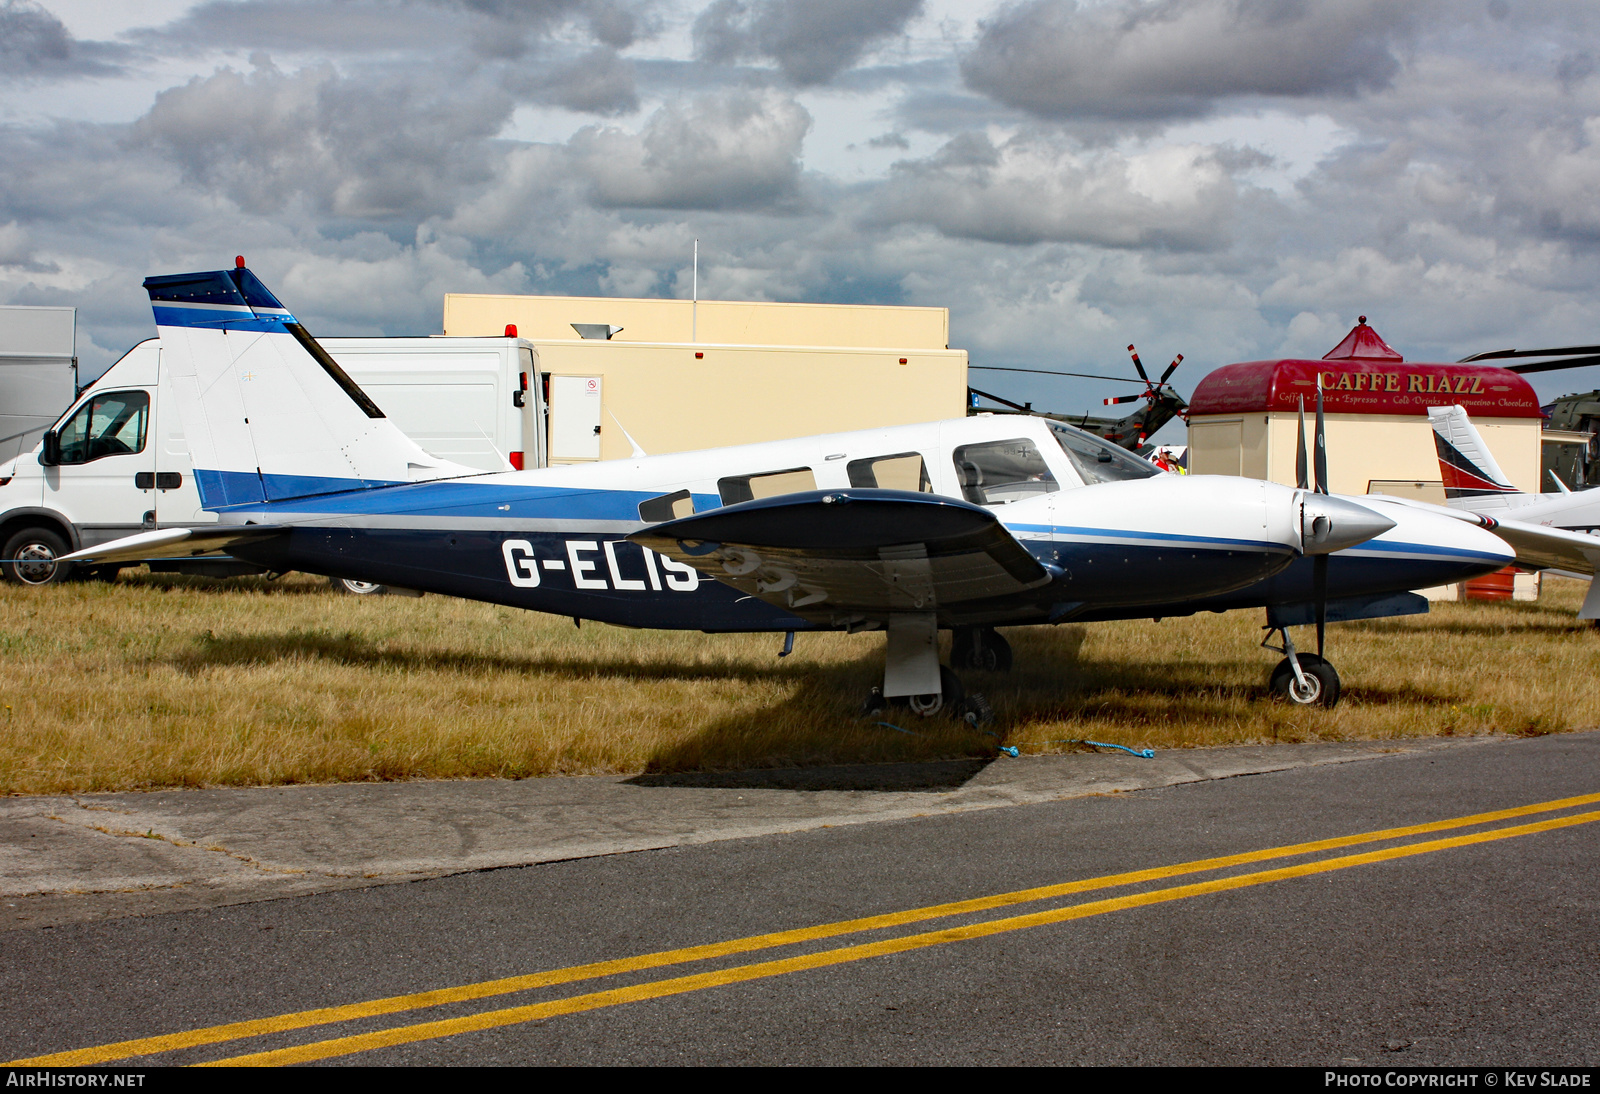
left=144, top=262, right=478, bottom=510
left=1427, top=404, right=1520, bottom=505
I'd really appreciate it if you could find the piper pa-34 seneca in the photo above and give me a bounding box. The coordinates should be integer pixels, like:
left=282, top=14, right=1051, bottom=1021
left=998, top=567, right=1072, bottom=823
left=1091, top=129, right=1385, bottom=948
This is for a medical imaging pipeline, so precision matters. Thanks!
left=61, top=262, right=1515, bottom=715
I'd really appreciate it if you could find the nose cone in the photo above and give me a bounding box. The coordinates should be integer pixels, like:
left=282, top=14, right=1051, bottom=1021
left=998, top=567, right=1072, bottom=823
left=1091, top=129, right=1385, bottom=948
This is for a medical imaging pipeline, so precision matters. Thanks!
left=1301, top=494, right=1397, bottom=555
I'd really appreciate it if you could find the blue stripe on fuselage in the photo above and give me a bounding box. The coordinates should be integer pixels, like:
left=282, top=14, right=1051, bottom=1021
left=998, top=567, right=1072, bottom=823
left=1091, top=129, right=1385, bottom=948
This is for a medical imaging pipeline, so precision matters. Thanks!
left=202, top=472, right=722, bottom=521
left=1005, top=522, right=1290, bottom=553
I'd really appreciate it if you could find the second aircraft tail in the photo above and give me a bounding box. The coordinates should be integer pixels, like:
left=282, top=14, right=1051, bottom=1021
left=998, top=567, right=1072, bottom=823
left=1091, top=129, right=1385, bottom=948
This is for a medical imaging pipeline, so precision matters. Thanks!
left=145, top=259, right=478, bottom=511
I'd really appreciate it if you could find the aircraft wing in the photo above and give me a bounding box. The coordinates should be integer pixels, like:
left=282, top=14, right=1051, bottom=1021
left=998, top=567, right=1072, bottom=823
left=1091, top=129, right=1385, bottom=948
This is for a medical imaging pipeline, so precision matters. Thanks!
left=1362, top=495, right=1600, bottom=576
left=628, top=489, right=1054, bottom=617
left=59, top=525, right=288, bottom=566
left=1483, top=517, right=1600, bottom=577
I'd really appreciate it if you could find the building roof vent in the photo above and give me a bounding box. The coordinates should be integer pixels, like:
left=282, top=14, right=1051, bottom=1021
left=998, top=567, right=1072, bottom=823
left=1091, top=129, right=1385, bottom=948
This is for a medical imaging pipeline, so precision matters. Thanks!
left=572, top=324, right=623, bottom=340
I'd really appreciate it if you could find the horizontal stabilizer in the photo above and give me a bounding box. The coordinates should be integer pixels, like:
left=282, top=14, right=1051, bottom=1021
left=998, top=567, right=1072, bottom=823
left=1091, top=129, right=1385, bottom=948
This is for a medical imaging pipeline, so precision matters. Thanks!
left=630, top=489, right=1053, bottom=617
left=59, top=525, right=286, bottom=566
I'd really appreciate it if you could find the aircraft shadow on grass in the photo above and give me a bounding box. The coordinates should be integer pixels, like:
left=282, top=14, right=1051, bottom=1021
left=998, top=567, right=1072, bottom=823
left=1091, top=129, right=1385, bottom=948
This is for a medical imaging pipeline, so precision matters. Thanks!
left=162, top=624, right=1464, bottom=783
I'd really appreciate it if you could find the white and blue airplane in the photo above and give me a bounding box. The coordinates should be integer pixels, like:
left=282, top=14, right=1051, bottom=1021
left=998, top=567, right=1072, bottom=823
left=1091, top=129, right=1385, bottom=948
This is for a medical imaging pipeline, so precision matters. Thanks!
left=62, top=262, right=1515, bottom=713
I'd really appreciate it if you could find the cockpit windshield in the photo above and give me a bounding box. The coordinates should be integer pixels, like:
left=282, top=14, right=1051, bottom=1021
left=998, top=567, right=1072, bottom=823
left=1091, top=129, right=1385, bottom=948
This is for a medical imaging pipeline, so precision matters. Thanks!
left=1048, top=422, right=1161, bottom=485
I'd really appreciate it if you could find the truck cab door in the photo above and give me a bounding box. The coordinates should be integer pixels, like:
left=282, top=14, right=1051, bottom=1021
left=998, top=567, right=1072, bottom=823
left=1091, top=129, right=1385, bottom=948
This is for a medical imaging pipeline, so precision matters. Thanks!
left=42, top=388, right=156, bottom=547
left=151, top=360, right=211, bottom=528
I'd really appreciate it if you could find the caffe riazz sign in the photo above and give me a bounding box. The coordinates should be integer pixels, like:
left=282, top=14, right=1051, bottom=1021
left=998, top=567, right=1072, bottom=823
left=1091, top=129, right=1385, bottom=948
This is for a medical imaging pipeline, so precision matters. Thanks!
left=1188, top=320, right=1543, bottom=420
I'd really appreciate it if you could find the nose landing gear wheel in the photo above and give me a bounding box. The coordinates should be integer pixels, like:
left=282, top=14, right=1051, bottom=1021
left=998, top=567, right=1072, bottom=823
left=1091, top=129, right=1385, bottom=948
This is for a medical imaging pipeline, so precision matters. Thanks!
left=1268, top=654, right=1341, bottom=709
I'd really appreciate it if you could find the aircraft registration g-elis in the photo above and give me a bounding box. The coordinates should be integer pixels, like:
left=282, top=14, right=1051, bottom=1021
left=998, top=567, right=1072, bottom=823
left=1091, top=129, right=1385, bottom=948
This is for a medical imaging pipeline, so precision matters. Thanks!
left=62, top=261, right=1515, bottom=714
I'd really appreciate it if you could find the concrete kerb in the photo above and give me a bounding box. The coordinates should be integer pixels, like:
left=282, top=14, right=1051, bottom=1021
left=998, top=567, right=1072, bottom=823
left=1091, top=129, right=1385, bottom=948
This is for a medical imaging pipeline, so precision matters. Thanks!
left=0, top=734, right=1520, bottom=931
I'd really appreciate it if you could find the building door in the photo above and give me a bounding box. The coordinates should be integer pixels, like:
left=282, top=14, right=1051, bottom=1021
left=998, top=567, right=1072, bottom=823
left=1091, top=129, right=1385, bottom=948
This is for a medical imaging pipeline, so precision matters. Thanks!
left=550, top=375, right=602, bottom=461
left=1188, top=419, right=1243, bottom=476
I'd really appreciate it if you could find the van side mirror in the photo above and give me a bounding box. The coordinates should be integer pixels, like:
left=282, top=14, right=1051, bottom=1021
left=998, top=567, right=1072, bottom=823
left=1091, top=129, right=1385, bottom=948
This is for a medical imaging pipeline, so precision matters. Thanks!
left=39, top=430, right=60, bottom=466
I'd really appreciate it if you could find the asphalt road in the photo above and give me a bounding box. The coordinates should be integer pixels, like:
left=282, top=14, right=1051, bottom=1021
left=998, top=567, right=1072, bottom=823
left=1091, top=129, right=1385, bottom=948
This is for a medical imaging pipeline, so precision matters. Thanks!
left=3, top=732, right=1597, bottom=1067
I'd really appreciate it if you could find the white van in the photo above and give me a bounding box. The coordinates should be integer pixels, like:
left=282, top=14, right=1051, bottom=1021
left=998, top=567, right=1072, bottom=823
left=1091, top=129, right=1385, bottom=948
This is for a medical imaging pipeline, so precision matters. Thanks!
left=0, top=335, right=546, bottom=587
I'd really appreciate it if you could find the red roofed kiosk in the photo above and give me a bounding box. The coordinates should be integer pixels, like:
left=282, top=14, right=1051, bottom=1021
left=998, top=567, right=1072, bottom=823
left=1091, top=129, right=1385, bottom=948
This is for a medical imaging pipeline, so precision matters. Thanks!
left=1187, top=318, right=1543, bottom=500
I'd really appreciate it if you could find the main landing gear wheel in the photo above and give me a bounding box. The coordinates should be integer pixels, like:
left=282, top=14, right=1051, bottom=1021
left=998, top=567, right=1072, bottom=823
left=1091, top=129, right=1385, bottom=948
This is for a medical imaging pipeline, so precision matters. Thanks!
left=951, top=626, right=1013, bottom=673
left=1268, top=654, right=1341, bottom=709
left=330, top=577, right=389, bottom=595
left=1, top=527, right=72, bottom=586
left=909, top=665, right=964, bottom=717
left=865, top=666, right=982, bottom=720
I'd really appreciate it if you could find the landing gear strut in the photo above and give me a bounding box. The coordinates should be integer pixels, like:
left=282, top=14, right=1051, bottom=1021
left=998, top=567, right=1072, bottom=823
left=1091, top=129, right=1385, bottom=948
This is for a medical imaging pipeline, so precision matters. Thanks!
left=951, top=626, right=1013, bottom=673
left=1261, top=626, right=1341, bottom=708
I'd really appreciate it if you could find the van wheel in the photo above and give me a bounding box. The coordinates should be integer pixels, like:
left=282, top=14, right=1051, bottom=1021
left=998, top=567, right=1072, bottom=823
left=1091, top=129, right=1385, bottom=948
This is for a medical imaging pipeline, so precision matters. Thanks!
left=2, top=527, right=73, bottom=586
left=331, top=577, right=388, bottom=595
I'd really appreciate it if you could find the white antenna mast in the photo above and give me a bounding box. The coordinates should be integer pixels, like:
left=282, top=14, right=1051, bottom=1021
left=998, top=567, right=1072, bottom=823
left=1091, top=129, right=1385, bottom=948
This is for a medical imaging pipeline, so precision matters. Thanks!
left=691, top=237, right=698, bottom=343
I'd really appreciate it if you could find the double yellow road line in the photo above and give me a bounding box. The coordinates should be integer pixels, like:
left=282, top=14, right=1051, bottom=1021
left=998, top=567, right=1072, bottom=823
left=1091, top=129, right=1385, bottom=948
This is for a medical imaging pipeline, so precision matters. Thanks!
left=14, top=790, right=1600, bottom=1067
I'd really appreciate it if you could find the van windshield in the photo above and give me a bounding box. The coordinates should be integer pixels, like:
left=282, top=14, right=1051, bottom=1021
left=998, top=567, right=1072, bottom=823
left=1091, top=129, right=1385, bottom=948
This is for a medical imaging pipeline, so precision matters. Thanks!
left=1047, top=422, right=1160, bottom=485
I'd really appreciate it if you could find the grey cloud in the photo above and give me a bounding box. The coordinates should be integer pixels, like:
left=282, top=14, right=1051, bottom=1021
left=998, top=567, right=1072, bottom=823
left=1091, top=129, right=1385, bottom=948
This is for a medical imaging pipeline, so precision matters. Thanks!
left=0, top=0, right=120, bottom=77
left=962, top=0, right=1424, bottom=120
left=568, top=90, right=811, bottom=210
left=521, top=46, right=639, bottom=115
left=693, top=0, right=922, bottom=85
left=149, top=0, right=653, bottom=59
left=872, top=131, right=1246, bottom=249
left=130, top=59, right=511, bottom=221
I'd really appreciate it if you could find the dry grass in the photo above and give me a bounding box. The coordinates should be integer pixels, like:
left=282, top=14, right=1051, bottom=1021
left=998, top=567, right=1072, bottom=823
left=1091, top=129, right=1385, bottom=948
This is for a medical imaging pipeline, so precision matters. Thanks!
left=1, top=570, right=1596, bottom=795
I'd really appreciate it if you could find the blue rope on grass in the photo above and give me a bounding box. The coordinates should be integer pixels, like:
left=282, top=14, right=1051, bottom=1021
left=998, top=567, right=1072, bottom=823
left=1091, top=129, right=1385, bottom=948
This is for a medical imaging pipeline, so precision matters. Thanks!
left=1053, top=738, right=1156, bottom=759
left=874, top=721, right=921, bottom=736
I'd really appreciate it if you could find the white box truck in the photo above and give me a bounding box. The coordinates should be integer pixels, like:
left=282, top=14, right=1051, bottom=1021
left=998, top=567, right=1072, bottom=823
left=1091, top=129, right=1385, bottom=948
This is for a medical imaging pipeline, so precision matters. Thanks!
left=0, top=335, right=546, bottom=588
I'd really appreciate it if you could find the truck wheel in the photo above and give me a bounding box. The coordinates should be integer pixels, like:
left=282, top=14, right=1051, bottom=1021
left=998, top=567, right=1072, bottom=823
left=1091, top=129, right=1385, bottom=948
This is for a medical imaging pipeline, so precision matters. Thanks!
left=2, top=527, right=73, bottom=586
left=331, top=577, right=388, bottom=595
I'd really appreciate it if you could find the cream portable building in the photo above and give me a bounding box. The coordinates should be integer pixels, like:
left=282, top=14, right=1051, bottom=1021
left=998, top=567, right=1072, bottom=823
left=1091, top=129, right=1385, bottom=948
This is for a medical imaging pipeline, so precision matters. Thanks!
left=1186, top=320, right=1544, bottom=499
left=442, top=293, right=969, bottom=463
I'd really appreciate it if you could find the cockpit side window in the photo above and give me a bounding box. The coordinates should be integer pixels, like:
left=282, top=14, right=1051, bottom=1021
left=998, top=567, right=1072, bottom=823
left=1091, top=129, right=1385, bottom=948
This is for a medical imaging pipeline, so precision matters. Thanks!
left=1047, top=423, right=1160, bottom=485
left=846, top=453, right=932, bottom=492
left=951, top=440, right=1057, bottom=505
left=718, top=466, right=816, bottom=505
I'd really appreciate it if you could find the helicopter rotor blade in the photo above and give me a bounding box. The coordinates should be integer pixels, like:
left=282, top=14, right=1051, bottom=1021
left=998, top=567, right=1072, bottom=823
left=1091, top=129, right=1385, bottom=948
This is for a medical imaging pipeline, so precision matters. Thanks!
left=1126, top=344, right=1151, bottom=384
left=1158, top=353, right=1184, bottom=384
left=1103, top=394, right=1143, bottom=406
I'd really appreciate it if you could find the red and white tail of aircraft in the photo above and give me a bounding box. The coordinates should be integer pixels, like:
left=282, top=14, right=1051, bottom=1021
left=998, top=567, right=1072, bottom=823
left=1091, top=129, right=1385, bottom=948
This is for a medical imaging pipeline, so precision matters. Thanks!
left=1428, top=404, right=1600, bottom=619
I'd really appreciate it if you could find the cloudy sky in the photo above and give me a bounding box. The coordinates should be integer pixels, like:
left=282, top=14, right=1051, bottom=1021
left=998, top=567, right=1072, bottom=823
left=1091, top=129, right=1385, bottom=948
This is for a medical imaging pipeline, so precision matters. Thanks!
left=4, top=0, right=1600, bottom=428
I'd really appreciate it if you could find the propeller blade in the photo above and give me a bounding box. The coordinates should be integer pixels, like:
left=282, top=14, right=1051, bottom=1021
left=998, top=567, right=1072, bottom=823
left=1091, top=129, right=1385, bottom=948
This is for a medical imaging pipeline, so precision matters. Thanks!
left=1296, top=396, right=1309, bottom=491
left=1158, top=353, right=1183, bottom=384
left=1314, top=376, right=1329, bottom=495
left=1314, top=554, right=1328, bottom=657
left=1103, top=394, right=1142, bottom=405
left=1127, top=344, right=1150, bottom=383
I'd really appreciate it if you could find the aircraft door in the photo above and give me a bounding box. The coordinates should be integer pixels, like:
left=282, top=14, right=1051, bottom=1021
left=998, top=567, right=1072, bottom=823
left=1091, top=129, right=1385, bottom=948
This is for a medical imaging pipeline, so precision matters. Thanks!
left=42, top=388, right=157, bottom=546
left=549, top=375, right=602, bottom=461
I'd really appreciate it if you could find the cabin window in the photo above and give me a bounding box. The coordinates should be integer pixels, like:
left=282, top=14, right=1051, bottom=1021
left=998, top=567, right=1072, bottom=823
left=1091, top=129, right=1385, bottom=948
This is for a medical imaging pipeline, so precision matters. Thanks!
left=718, top=467, right=816, bottom=505
left=55, top=390, right=150, bottom=465
left=951, top=439, right=1057, bottom=505
left=638, top=489, right=694, bottom=522
left=846, top=453, right=932, bottom=492
left=1047, top=422, right=1160, bottom=484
